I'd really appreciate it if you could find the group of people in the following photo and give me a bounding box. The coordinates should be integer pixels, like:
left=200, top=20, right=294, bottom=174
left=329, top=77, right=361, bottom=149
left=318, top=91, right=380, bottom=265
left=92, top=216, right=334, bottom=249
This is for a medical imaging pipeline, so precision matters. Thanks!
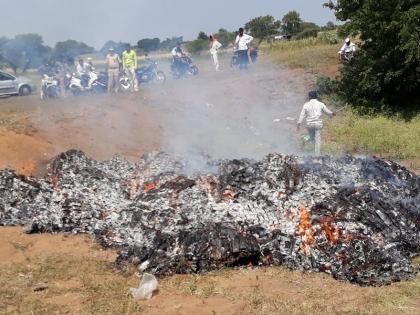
left=206, top=27, right=255, bottom=71
left=104, top=45, right=139, bottom=93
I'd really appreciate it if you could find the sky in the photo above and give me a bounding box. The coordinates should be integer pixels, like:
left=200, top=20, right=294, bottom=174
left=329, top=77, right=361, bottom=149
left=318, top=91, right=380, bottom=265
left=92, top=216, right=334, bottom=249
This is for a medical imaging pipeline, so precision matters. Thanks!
left=0, top=0, right=336, bottom=49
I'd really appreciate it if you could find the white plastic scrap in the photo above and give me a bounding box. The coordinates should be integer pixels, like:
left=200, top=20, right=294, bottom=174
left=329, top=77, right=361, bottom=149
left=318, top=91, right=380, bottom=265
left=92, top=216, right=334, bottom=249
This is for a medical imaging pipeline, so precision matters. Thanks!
left=129, top=273, right=158, bottom=300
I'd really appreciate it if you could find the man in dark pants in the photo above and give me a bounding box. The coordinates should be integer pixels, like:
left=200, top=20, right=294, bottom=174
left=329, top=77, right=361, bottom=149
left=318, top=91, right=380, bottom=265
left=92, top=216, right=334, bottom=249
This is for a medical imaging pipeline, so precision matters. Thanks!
left=234, top=28, right=254, bottom=69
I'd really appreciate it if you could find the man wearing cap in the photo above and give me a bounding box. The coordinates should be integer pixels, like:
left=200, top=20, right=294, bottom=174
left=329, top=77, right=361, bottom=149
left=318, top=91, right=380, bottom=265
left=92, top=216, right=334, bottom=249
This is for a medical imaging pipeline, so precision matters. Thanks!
left=122, top=45, right=139, bottom=92
left=338, top=37, right=356, bottom=61
left=106, top=47, right=121, bottom=93
left=297, top=91, right=335, bottom=155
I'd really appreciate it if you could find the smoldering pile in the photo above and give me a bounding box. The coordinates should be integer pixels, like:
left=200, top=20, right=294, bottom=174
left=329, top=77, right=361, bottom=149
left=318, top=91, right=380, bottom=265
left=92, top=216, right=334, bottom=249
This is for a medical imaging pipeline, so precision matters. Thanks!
left=1, top=150, right=419, bottom=285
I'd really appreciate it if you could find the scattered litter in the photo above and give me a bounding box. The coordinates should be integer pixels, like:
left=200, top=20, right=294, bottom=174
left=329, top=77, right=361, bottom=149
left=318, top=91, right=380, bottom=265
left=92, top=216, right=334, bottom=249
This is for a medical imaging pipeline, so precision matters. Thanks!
left=129, top=273, right=158, bottom=300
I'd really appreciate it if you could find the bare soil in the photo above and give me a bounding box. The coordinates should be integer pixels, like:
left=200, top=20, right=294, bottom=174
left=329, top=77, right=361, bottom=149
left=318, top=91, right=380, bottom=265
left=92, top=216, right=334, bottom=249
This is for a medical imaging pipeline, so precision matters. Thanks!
left=1, top=227, right=419, bottom=315
left=0, top=59, right=309, bottom=176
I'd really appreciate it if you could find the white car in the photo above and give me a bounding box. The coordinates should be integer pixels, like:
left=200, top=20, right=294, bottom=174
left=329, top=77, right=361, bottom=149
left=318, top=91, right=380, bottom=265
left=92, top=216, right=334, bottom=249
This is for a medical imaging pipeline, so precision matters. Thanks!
left=0, top=71, right=36, bottom=96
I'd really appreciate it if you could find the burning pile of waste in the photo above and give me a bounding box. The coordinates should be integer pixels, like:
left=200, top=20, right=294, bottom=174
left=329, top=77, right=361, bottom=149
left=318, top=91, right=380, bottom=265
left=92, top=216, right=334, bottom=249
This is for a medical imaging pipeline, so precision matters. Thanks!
left=1, top=150, right=418, bottom=285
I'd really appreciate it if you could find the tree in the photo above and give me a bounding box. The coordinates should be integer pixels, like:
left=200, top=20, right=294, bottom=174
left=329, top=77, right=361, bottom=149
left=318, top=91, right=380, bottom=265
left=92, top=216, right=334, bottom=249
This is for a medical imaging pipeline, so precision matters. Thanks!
left=215, top=28, right=235, bottom=47
left=197, top=32, right=209, bottom=40
left=245, top=15, right=281, bottom=44
left=326, top=0, right=420, bottom=112
left=186, top=39, right=208, bottom=54
left=137, top=38, right=160, bottom=52
left=159, top=37, right=183, bottom=50
left=53, top=40, right=94, bottom=63
left=0, top=34, right=50, bottom=74
left=282, top=11, right=302, bottom=35
left=100, top=40, right=128, bottom=55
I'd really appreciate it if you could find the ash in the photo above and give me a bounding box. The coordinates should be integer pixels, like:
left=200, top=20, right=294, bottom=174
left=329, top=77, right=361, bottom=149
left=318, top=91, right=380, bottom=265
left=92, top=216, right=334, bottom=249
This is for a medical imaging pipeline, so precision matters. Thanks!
left=1, top=150, right=419, bottom=286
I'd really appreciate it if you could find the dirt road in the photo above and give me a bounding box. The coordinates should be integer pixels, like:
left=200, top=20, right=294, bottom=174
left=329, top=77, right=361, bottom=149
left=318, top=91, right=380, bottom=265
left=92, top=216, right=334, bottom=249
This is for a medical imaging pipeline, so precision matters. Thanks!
left=0, top=58, right=309, bottom=175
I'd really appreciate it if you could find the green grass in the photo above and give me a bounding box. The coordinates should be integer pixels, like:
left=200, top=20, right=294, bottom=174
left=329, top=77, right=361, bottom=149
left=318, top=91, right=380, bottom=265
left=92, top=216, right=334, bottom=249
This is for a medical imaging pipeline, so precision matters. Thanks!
left=324, top=109, right=420, bottom=169
left=262, top=33, right=341, bottom=70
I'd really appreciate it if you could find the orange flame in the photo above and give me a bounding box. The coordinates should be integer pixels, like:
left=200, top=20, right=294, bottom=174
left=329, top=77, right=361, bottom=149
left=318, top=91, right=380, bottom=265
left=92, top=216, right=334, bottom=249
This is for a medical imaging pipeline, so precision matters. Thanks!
left=143, top=182, right=157, bottom=192
left=297, top=204, right=315, bottom=255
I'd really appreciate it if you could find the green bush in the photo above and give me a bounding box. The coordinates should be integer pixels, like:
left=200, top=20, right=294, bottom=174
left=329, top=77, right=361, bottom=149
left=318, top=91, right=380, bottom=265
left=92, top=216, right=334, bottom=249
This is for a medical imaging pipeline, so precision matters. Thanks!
left=295, top=28, right=319, bottom=40
left=186, top=39, right=208, bottom=54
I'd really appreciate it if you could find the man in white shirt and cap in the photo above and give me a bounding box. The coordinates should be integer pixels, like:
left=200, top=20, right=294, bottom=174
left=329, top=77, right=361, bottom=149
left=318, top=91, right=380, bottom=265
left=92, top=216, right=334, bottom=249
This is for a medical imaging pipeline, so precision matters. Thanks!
left=338, top=37, right=356, bottom=61
left=234, top=27, right=253, bottom=69
left=297, top=91, right=335, bottom=155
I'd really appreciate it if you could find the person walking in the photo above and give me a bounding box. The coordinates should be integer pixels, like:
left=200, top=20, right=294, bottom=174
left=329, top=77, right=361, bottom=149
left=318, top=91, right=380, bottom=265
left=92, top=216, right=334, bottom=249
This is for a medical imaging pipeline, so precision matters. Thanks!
left=234, top=28, right=253, bottom=70
left=209, top=35, right=222, bottom=71
left=297, top=91, right=335, bottom=155
left=106, top=47, right=121, bottom=93
left=122, top=45, right=138, bottom=92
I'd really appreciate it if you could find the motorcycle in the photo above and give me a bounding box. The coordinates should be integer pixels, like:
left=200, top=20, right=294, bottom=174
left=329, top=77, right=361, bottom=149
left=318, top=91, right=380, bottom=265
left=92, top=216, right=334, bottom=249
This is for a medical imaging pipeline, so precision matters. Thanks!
left=339, top=50, right=354, bottom=63
left=67, top=71, right=107, bottom=96
left=119, top=60, right=166, bottom=91
left=231, top=48, right=258, bottom=68
left=170, top=55, right=199, bottom=78
left=40, top=74, right=60, bottom=99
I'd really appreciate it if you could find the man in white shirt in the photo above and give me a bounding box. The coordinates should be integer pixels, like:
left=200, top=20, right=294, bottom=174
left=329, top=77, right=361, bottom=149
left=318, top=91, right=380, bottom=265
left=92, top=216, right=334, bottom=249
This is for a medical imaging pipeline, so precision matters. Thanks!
left=209, top=35, right=222, bottom=71
left=234, top=28, right=253, bottom=69
left=338, top=37, right=356, bottom=61
left=297, top=91, right=335, bottom=155
left=171, top=42, right=188, bottom=74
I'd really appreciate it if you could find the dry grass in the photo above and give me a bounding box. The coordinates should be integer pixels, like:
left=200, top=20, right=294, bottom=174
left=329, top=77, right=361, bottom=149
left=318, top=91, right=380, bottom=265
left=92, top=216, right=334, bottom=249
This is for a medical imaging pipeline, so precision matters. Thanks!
left=1, top=248, right=419, bottom=315
left=262, top=36, right=341, bottom=72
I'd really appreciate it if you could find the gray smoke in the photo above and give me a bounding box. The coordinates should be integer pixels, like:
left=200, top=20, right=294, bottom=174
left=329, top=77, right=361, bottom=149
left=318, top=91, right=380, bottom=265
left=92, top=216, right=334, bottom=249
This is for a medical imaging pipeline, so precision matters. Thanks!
left=146, top=58, right=307, bottom=174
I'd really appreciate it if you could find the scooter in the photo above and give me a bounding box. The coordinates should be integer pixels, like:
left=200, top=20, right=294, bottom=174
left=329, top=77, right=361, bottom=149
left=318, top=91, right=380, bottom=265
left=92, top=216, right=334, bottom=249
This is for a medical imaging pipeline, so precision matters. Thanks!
left=40, top=74, right=60, bottom=99
left=67, top=72, right=107, bottom=95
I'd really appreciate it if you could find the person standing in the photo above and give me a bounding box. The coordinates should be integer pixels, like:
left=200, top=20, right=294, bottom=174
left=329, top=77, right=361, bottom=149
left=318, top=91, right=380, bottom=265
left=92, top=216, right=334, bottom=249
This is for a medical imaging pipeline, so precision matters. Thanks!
left=234, top=28, right=253, bottom=69
left=106, top=47, right=121, bottom=93
left=297, top=91, right=335, bottom=155
left=209, top=35, right=222, bottom=71
left=122, top=45, right=138, bottom=92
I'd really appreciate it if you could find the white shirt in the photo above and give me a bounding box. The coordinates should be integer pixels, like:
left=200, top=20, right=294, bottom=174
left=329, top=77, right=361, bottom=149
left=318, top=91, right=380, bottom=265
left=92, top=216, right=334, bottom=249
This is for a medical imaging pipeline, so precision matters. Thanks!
left=76, top=62, right=89, bottom=75
left=235, top=33, right=253, bottom=51
left=210, top=40, right=222, bottom=54
left=339, top=42, right=356, bottom=54
left=298, top=99, right=333, bottom=127
left=171, top=47, right=183, bottom=57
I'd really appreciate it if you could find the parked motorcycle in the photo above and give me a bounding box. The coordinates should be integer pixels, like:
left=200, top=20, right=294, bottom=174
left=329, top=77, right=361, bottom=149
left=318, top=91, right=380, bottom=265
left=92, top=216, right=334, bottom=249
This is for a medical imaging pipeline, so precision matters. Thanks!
left=40, top=74, right=60, bottom=99
left=67, top=71, right=107, bottom=95
left=170, top=55, right=199, bottom=78
left=231, top=48, right=258, bottom=68
left=120, top=60, right=166, bottom=91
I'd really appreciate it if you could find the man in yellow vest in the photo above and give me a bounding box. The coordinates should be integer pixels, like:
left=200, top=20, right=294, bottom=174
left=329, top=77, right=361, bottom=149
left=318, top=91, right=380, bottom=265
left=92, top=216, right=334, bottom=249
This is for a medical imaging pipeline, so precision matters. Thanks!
left=122, top=44, right=138, bottom=92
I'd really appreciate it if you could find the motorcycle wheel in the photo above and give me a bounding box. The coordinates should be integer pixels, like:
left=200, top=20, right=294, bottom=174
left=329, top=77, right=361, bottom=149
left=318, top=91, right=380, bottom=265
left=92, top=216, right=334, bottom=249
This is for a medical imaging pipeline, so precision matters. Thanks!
left=189, top=66, right=199, bottom=76
left=154, top=71, right=166, bottom=84
left=119, top=78, right=131, bottom=91
left=70, top=86, right=81, bottom=96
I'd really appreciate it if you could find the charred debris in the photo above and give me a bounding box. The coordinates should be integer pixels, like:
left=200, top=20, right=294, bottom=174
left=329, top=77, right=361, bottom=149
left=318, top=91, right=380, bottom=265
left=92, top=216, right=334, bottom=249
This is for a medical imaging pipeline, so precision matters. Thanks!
left=1, top=149, right=419, bottom=286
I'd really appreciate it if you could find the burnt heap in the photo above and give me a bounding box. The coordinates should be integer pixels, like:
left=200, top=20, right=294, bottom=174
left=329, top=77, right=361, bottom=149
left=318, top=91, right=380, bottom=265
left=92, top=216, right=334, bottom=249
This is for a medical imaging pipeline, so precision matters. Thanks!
left=0, top=150, right=419, bottom=285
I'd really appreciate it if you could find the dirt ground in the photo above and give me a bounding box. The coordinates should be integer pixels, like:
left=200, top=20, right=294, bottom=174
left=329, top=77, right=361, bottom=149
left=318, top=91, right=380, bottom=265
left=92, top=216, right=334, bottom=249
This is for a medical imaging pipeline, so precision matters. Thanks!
left=0, top=57, right=310, bottom=176
left=1, top=227, right=419, bottom=315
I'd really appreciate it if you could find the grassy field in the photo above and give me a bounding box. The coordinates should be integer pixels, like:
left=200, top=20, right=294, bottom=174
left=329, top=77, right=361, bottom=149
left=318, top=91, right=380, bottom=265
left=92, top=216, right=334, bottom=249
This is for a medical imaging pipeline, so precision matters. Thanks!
left=264, top=34, right=420, bottom=172
left=262, top=34, right=341, bottom=73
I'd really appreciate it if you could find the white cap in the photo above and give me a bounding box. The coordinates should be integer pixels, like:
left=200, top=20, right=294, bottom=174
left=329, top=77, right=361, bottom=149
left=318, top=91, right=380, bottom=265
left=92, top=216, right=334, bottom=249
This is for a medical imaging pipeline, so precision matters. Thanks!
left=345, top=38, right=350, bottom=43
